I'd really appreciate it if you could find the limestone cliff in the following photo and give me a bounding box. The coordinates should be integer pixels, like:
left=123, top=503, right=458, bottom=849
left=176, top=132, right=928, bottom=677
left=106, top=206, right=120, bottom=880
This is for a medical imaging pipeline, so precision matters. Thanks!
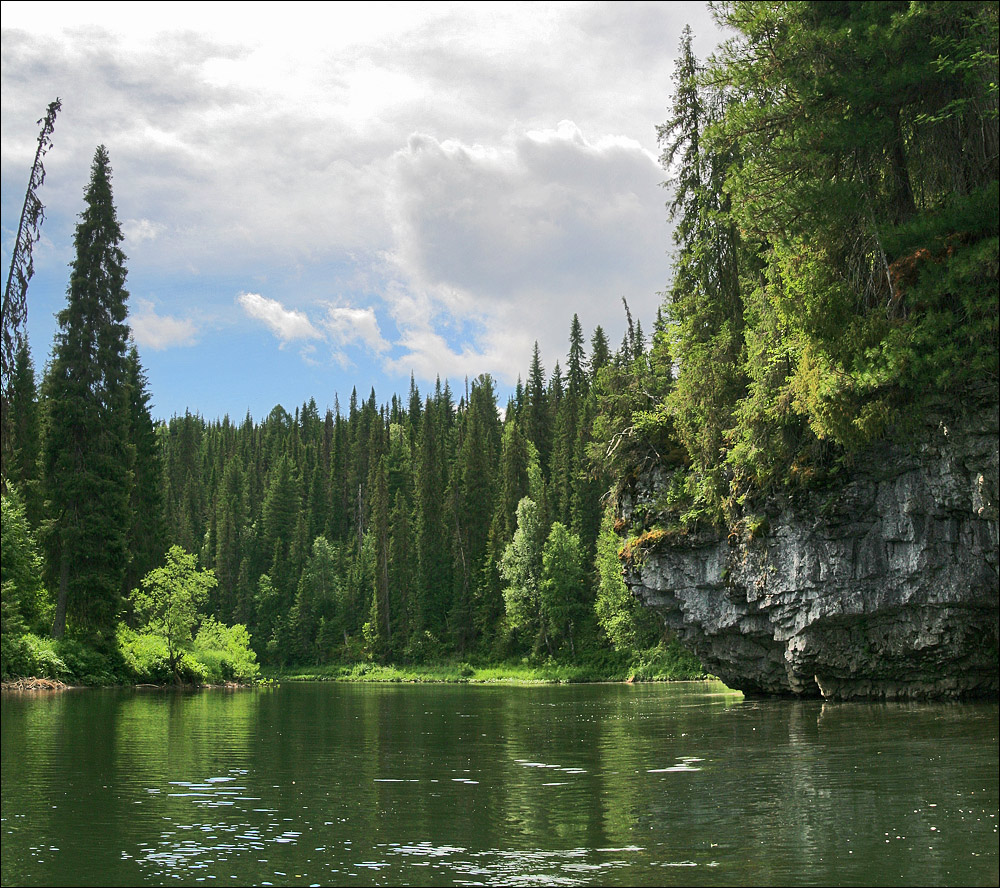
left=619, top=389, right=999, bottom=700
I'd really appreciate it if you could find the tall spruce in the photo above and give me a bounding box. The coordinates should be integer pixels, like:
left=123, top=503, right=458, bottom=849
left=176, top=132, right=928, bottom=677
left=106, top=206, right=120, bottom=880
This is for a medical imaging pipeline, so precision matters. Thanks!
left=123, top=344, right=167, bottom=600
left=43, top=145, right=132, bottom=642
left=414, top=398, right=450, bottom=638
left=657, top=23, right=746, bottom=516
left=7, top=341, right=42, bottom=527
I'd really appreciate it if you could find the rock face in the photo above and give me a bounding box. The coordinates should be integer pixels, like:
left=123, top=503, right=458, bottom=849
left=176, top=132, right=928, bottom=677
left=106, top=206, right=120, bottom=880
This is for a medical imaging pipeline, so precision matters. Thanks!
left=620, top=391, right=999, bottom=700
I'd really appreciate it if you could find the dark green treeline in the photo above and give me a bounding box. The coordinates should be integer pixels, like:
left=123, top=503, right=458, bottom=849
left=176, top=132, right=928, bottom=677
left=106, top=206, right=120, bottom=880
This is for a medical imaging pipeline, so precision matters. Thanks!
left=153, top=317, right=645, bottom=667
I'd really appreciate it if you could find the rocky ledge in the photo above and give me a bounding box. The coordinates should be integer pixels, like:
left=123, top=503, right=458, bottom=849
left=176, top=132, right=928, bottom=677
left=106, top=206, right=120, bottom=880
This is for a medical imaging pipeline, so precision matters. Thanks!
left=620, top=390, right=999, bottom=700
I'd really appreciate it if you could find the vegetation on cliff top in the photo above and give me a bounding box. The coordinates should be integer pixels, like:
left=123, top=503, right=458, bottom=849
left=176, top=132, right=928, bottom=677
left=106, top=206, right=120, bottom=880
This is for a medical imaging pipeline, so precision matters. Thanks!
left=599, top=1, right=998, bottom=531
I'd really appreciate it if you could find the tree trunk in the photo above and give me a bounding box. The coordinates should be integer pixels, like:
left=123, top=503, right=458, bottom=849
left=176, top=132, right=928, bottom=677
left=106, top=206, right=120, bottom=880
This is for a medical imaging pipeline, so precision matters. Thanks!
left=51, top=546, right=69, bottom=639
left=890, top=108, right=917, bottom=223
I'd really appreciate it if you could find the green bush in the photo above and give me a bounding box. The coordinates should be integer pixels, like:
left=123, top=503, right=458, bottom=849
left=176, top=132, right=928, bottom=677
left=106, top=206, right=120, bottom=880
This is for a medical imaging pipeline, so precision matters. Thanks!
left=118, top=626, right=172, bottom=683
left=629, top=638, right=706, bottom=682
left=56, top=638, right=122, bottom=685
left=193, top=618, right=260, bottom=683
left=174, top=651, right=208, bottom=685
left=119, top=620, right=260, bottom=684
left=1, top=633, right=68, bottom=680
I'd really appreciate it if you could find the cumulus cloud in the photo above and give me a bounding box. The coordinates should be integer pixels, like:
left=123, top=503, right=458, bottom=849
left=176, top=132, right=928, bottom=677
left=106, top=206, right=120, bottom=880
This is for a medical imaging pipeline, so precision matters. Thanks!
left=322, top=304, right=389, bottom=355
left=237, top=292, right=321, bottom=344
left=130, top=299, right=198, bottom=350
left=123, top=218, right=165, bottom=244
left=390, top=122, right=666, bottom=296
left=236, top=292, right=390, bottom=369
left=382, top=121, right=671, bottom=382
left=2, top=3, right=722, bottom=419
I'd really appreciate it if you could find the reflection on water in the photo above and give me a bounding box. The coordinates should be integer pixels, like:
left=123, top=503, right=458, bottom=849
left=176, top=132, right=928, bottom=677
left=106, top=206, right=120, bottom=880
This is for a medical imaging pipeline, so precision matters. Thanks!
left=2, top=682, right=997, bottom=887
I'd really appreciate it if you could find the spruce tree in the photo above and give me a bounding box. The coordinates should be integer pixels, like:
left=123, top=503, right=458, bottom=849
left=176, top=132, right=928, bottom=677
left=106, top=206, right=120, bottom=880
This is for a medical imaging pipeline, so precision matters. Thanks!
left=43, top=145, right=132, bottom=642
left=7, top=341, right=42, bottom=528
left=524, top=343, right=550, bottom=470
left=368, top=455, right=391, bottom=656
left=658, top=24, right=746, bottom=515
left=214, top=454, right=248, bottom=623
left=123, top=344, right=167, bottom=600
left=589, top=326, right=610, bottom=384
left=414, top=398, right=450, bottom=641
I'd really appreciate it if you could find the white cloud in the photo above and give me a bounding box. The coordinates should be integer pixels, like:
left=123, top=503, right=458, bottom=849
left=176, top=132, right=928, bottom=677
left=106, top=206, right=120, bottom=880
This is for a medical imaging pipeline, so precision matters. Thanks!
left=322, top=303, right=389, bottom=355
left=381, top=121, right=671, bottom=383
left=237, top=293, right=391, bottom=368
left=123, top=218, right=165, bottom=244
left=237, top=292, right=321, bottom=344
left=130, top=299, right=198, bottom=349
left=2, top=2, right=724, bottom=418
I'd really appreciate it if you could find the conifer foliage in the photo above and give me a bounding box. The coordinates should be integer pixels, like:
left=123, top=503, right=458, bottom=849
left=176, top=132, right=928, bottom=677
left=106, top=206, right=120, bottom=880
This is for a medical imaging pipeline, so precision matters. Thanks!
left=603, top=1, right=998, bottom=530
left=144, top=314, right=652, bottom=668
left=43, top=146, right=134, bottom=643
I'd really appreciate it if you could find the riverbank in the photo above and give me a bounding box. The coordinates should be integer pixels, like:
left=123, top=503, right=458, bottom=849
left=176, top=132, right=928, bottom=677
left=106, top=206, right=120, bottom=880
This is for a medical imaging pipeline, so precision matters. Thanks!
left=267, top=652, right=708, bottom=684
left=0, top=677, right=74, bottom=692
left=2, top=636, right=711, bottom=691
left=269, top=663, right=611, bottom=683
left=4, top=657, right=708, bottom=690
left=0, top=634, right=710, bottom=691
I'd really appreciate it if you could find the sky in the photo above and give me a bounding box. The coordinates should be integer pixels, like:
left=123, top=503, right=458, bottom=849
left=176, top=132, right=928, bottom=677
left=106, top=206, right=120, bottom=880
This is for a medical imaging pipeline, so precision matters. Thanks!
left=2, top=1, right=725, bottom=422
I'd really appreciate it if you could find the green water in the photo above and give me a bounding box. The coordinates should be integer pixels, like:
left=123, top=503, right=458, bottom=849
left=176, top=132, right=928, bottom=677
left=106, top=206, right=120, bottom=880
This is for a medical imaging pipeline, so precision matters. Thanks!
left=1, top=681, right=997, bottom=886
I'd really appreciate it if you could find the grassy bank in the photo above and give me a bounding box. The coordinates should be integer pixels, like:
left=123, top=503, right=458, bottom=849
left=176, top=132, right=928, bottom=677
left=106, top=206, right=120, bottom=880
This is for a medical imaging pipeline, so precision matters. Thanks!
left=3, top=632, right=706, bottom=687
left=267, top=640, right=708, bottom=685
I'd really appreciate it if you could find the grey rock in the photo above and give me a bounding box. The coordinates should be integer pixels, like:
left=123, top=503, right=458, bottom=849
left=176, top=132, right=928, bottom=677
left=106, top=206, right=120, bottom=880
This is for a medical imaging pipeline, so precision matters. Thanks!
left=620, top=391, right=999, bottom=700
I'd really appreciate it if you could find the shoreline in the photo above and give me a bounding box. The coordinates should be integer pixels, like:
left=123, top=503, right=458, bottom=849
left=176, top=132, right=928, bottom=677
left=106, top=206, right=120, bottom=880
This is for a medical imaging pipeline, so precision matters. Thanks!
left=2, top=665, right=710, bottom=691
left=0, top=677, right=255, bottom=693
left=0, top=677, right=75, bottom=692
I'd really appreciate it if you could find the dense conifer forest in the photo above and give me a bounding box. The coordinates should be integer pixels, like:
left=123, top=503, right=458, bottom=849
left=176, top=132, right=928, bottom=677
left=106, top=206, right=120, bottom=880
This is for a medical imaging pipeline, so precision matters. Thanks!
left=2, top=1, right=996, bottom=685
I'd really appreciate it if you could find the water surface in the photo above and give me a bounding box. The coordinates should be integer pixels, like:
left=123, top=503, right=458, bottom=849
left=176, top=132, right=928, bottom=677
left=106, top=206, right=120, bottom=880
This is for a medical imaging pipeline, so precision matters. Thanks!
left=2, top=681, right=997, bottom=886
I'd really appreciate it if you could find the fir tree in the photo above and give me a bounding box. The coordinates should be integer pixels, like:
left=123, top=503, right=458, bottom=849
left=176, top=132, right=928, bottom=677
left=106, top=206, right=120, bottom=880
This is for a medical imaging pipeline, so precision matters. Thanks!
left=414, top=399, right=450, bottom=641
left=123, top=344, right=167, bottom=600
left=524, top=342, right=550, bottom=470
left=43, top=146, right=132, bottom=642
left=368, top=456, right=392, bottom=656
left=589, top=326, right=611, bottom=383
left=6, top=341, right=42, bottom=527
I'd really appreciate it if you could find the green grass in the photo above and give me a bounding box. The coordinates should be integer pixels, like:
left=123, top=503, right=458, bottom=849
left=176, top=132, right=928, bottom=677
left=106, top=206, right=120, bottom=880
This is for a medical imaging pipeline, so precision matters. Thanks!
left=266, top=643, right=708, bottom=685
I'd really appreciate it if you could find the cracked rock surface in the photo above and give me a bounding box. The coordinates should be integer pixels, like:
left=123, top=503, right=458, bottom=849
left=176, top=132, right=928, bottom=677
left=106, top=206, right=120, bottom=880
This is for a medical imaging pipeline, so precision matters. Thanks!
left=620, top=391, right=999, bottom=700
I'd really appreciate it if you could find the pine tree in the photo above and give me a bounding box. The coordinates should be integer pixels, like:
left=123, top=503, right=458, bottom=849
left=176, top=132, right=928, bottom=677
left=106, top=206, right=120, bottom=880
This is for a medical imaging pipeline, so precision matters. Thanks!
left=214, top=454, right=248, bottom=624
left=388, top=491, right=415, bottom=651
left=524, top=343, right=550, bottom=470
left=123, top=344, right=167, bottom=600
left=657, top=23, right=746, bottom=515
left=368, top=456, right=391, bottom=656
left=567, top=315, right=588, bottom=399
left=451, top=375, right=499, bottom=652
left=589, top=326, right=610, bottom=384
left=414, top=399, right=450, bottom=640
left=261, top=453, right=300, bottom=608
left=6, top=341, right=42, bottom=527
left=43, top=146, right=132, bottom=642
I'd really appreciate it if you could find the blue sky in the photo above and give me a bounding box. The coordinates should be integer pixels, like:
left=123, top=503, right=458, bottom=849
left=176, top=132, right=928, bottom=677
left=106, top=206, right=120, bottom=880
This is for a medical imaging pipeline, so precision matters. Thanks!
left=2, top=1, right=724, bottom=422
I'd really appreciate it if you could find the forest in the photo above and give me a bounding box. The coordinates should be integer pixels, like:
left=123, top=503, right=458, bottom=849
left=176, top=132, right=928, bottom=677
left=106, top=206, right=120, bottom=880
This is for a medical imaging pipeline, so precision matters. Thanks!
left=2, top=1, right=996, bottom=685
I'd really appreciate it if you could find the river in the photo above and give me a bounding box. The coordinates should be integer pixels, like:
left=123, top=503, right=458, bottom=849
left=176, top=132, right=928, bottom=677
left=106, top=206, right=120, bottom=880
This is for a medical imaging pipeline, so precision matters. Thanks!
left=1, top=681, right=997, bottom=886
